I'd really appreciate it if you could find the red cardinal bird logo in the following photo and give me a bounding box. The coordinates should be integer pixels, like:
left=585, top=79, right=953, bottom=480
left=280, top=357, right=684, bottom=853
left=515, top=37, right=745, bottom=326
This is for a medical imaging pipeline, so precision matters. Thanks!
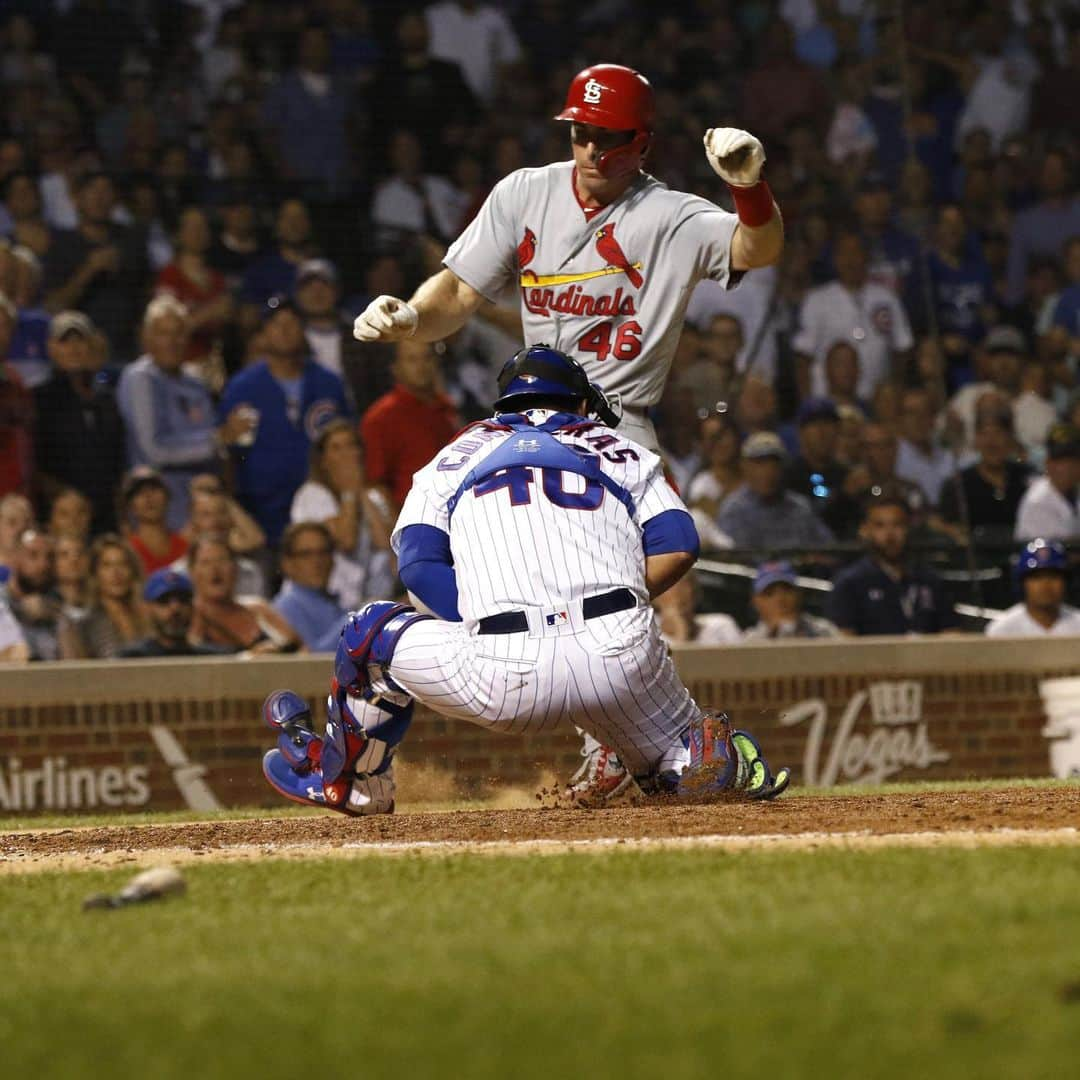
left=594, top=224, right=643, bottom=288
left=517, top=226, right=537, bottom=269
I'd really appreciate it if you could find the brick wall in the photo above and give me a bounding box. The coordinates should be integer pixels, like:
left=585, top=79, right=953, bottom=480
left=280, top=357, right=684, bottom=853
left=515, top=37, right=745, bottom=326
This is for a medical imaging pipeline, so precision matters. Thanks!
left=0, top=637, right=1077, bottom=815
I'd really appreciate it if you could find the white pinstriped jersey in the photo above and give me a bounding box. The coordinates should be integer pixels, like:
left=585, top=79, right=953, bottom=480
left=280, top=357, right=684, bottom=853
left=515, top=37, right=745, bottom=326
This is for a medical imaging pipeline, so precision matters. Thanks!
left=391, top=409, right=689, bottom=625
left=444, top=161, right=739, bottom=409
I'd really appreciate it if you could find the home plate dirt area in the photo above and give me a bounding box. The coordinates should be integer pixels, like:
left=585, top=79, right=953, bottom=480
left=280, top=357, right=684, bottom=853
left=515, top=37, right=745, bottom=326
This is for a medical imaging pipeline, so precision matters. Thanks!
left=3, top=785, right=1080, bottom=872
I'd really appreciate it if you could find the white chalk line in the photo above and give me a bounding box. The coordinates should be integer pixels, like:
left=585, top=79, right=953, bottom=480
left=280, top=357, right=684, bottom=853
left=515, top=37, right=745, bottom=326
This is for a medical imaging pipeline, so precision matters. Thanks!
left=2, top=826, right=1079, bottom=876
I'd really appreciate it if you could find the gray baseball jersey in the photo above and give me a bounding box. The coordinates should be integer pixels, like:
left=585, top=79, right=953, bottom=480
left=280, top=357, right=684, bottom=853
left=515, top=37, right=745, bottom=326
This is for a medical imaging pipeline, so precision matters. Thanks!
left=444, top=161, right=740, bottom=409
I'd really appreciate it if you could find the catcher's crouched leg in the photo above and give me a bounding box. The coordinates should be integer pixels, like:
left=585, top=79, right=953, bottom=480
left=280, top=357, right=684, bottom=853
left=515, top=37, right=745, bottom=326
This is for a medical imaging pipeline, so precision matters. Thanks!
left=657, top=713, right=790, bottom=801
left=333, top=601, right=433, bottom=700
left=261, top=684, right=414, bottom=817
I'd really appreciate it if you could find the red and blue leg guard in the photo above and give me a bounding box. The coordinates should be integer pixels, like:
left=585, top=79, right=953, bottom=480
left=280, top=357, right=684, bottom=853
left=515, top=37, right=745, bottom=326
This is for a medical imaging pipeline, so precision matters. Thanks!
left=332, top=602, right=433, bottom=701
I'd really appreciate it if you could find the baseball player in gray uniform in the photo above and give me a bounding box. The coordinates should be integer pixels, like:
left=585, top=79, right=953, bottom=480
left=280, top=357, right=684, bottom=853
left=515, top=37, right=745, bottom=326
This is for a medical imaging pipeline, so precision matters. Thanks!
left=261, top=347, right=789, bottom=815
left=353, top=63, right=785, bottom=800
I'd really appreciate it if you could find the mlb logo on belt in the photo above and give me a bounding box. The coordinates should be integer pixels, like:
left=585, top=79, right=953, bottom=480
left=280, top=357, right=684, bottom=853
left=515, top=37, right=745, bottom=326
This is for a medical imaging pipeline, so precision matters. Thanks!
left=545, top=611, right=569, bottom=627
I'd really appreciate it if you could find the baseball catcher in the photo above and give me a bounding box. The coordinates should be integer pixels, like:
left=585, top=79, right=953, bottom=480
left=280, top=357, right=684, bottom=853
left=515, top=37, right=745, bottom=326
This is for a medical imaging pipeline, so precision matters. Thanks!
left=262, top=347, right=789, bottom=813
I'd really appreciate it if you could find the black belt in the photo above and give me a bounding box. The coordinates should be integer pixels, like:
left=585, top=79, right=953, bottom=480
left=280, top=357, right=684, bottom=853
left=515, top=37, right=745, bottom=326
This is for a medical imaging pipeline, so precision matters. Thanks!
left=477, top=588, right=637, bottom=635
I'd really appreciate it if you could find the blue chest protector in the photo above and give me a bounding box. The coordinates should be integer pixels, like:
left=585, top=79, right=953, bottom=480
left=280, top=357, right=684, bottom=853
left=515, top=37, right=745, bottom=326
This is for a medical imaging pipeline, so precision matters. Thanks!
left=446, top=418, right=636, bottom=521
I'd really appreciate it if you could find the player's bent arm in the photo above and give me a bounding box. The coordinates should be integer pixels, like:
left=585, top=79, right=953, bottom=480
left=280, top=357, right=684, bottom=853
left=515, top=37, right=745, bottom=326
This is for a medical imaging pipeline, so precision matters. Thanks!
left=642, top=509, right=700, bottom=598
left=396, top=523, right=462, bottom=622
left=731, top=214, right=784, bottom=272
left=473, top=299, right=523, bottom=340
left=409, top=268, right=488, bottom=343
left=645, top=551, right=696, bottom=599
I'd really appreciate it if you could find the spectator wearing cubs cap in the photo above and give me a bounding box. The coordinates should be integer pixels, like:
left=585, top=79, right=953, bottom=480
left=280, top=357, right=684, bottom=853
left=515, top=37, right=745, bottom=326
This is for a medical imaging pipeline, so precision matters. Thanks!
left=744, top=560, right=839, bottom=640
left=117, top=568, right=223, bottom=658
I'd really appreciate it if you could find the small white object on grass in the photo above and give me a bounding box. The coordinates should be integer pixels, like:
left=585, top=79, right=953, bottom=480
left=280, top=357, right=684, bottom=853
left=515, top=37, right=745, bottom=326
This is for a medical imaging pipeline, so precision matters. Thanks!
left=83, top=866, right=187, bottom=911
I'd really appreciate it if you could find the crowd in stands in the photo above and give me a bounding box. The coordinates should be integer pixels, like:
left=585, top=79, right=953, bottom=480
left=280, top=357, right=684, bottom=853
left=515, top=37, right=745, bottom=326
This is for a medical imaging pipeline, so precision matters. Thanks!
left=1, top=0, right=1079, bottom=662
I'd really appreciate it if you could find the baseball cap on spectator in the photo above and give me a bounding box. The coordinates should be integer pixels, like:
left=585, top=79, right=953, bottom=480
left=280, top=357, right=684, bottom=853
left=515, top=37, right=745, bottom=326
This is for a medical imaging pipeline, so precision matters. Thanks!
left=260, top=293, right=300, bottom=322
left=1046, top=423, right=1080, bottom=460
left=753, top=560, right=798, bottom=594
left=983, top=325, right=1026, bottom=354
left=49, top=310, right=95, bottom=339
left=121, top=466, right=168, bottom=504
left=144, top=568, right=193, bottom=603
left=796, top=398, right=840, bottom=427
left=295, top=259, right=338, bottom=288
left=741, top=431, right=787, bottom=461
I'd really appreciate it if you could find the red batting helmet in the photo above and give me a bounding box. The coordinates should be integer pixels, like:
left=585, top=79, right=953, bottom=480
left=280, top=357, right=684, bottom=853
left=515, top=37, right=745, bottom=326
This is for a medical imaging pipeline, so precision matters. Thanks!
left=555, top=64, right=654, bottom=179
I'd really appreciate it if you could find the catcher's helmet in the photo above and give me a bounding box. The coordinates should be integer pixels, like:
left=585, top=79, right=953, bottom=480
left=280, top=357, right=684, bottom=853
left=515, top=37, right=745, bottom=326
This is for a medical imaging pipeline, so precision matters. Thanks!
left=555, top=64, right=654, bottom=180
left=1013, top=538, right=1068, bottom=586
left=494, top=345, right=620, bottom=427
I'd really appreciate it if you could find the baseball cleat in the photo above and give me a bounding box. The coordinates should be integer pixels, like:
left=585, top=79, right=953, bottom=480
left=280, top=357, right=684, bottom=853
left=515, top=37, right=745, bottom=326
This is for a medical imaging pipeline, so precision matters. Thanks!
left=564, top=742, right=643, bottom=807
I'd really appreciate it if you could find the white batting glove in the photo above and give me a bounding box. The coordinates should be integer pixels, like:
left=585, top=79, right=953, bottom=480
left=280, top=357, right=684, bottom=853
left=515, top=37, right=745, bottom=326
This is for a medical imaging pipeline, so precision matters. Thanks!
left=704, top=128, right=766, bottom=187
left=353, top=295, right=419, bottom=342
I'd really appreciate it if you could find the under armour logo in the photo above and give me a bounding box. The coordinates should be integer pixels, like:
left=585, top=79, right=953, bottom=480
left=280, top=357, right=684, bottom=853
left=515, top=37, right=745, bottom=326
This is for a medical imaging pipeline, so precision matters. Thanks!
left=583, top=78, right=603, bottom=104
left=515, top=438, right=541, bottom=453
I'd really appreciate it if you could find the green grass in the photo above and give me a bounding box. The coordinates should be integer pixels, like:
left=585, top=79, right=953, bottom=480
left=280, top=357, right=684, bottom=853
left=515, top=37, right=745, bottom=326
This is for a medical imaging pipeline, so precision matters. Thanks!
left=4, top=847, right=1080, bottom=1079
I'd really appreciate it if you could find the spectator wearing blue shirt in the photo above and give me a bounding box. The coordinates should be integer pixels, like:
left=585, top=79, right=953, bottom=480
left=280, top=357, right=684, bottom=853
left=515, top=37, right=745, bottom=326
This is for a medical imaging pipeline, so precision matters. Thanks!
left=926, top=204, right=996, bottom=378
left=116, top=296, right=220, bottom=530
left=260, top=24, right=350, bottom=201
left=7, top=244, right=51, bottom=389
left=272, top=521, right=348, bottom=652
left=218, top=296, right=351, bottom=545
left=1050, top=236, right=1080, bottom=349
left=827, top=491, right=957, bottom=636
left=1005, top=150, right=1080, bottom=307
left=852, top=173, right=925, bottom=329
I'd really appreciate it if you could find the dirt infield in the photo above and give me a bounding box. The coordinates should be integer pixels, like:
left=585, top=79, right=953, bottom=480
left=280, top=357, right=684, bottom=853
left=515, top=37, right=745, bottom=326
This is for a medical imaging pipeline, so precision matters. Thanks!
left=2, top=786, right=1079, bottom=872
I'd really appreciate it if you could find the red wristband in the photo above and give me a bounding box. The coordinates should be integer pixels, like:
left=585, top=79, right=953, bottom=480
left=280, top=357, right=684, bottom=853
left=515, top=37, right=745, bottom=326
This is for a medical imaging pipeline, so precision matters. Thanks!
left=728, top=179, right=775, bottom=228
